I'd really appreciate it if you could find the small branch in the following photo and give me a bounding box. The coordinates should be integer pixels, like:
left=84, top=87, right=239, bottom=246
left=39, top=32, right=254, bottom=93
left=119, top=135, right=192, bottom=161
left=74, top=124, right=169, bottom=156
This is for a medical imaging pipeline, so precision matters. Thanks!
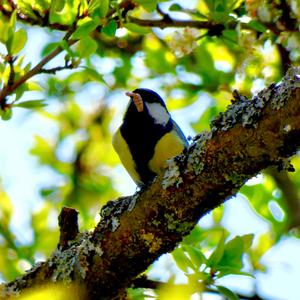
left=132, top=276, right=160, bottom=290
left=156, top=4, right=172, bottom=22
left=7, top=55, right=15, bottom=87
left=58, top=207, right=79, bottom=250
left=127, top=15, right=215, bottom=29
left=0, top=0, right=136, bottom=105
left=0, top=37, right=77, bottom=104
left=40, top=60, right=76, bottom=74
left=132, top=276, right=265, bottom=300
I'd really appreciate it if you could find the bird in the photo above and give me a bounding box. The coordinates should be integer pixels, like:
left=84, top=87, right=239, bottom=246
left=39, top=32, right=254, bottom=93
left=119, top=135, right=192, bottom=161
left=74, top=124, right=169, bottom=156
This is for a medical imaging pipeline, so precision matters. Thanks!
left=112, top=88, right=188, bottom=187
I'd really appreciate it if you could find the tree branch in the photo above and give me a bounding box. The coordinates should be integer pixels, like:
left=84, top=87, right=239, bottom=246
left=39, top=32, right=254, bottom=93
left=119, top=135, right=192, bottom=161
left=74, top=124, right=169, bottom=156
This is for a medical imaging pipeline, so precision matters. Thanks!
left=133, top=277, right=265, bottom=300
left=1, top=68, right=300, bottom=299
left=0, top=0, right=136, bottom=106
left=127, top=15, right=220, bottom=30
left=0, top=36, right=77, bottom=105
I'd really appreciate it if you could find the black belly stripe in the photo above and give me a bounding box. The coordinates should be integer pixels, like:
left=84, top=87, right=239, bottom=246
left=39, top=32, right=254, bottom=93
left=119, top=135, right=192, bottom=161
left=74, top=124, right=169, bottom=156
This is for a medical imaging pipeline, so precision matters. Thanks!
left=120, top=112, right=173, bottom=185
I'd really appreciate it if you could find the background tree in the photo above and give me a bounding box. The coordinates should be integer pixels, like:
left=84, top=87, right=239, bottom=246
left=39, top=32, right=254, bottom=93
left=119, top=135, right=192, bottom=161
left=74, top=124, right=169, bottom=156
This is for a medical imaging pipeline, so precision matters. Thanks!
left=0, top=0, right=299, bottom=299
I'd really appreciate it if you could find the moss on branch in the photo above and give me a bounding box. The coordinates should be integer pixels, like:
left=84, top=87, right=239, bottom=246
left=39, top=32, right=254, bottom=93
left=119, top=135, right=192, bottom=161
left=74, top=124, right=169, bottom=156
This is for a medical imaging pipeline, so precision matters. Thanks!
left=1, top=68, right=300, bottom=300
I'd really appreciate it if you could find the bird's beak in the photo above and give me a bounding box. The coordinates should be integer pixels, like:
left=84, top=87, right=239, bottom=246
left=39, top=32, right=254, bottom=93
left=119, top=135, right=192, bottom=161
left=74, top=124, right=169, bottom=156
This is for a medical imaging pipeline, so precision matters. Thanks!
left=126, top=92, right=144, bottom=112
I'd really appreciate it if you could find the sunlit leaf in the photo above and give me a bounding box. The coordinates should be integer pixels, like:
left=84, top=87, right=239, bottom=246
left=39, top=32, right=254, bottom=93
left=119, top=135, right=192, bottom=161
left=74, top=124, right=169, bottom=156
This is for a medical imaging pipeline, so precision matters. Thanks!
left=101, top=20, right=117, bottom=37
left=247, top=20, right=267, bottom=33
left=207, top=231, right=225, bottom=268
left=15, top=100, right=47, bottom=109
left=0, top=108, right=13, bottom=120
left=77, top=36, right=98, bottom=58
left=172, top=247, right=195, bottom=272
left=134, top=0, right=158, bottom=12
left=124, top=23, right=151, bottom=35
left=10, top=28, right=27, bottom=54
left=183, top=245, right=207, bottom=268
left=41, top=42, right=61, bottom=56
left=216, top=285, right=239, bottom=300
left=72, top=19, right=99, bottom=39
left=169, top=4, right=182, bottom=11
left=99, top=0, right=109, bottom=17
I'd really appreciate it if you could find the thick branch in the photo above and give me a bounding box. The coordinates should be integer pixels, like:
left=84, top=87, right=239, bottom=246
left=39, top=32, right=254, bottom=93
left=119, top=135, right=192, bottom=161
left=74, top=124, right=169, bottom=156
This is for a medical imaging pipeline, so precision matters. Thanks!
left=1, top=68, right=300, bottom=299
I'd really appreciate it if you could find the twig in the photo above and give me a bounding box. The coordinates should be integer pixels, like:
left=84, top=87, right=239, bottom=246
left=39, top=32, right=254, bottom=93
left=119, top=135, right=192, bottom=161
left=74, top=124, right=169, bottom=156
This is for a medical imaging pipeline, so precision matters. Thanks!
left=132, top=276, right=265, bottom=300
left=0, top=0, right=136, bottom=105
left=58, top=207, right=79, bottom=250
left=156, top=4, right=171, bottom=22
left=0, top=37, right=77, bottom=104
left=7, top=55, right=16, bottom=86
left=127, top=15, right=215, bottom=29
left=40, top=60, right=75, bottom=74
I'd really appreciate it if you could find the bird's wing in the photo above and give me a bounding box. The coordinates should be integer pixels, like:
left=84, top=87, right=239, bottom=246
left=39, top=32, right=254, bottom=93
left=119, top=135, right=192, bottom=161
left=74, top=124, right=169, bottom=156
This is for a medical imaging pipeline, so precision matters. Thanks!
left=171, top=119, right=189, bottom=148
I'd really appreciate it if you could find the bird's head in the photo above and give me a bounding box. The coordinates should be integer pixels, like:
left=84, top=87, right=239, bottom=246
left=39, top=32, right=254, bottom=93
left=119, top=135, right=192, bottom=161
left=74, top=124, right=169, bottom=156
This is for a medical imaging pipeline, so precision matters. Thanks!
left=124, top=88, right=170, bottom=126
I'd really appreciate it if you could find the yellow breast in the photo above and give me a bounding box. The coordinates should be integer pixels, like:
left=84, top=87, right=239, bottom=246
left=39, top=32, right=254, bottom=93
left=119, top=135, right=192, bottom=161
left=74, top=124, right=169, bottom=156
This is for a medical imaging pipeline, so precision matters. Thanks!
left=148, top=131, right=186, bottom=174
left=112, top=129, right=143, bottom=186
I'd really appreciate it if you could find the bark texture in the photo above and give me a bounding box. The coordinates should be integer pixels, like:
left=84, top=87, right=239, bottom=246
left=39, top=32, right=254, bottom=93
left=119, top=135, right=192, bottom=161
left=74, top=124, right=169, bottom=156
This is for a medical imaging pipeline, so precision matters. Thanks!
left=1, top=68, right=300, bottom=299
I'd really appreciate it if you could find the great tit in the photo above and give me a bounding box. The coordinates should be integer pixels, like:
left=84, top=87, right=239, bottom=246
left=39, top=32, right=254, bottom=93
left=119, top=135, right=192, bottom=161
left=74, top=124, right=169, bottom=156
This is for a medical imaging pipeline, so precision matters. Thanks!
left=113, top=88, right=188, bottom=187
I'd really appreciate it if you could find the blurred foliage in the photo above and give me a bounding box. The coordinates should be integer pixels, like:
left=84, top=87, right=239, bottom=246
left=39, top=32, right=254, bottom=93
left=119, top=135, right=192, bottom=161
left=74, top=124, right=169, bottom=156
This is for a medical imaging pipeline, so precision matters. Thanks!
left=17, top=283, right=84, bottom=300
left=0, top=0, right=300, bottom=299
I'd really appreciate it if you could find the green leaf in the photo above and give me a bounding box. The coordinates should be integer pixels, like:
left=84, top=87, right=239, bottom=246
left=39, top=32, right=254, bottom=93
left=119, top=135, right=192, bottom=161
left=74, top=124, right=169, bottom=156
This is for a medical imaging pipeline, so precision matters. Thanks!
left=241, top=234, right=254, bottom=251
left=217, top=267, right=255, bottom=278
left=216, top=234, right=254, bottom=275
left=0, top=108, right=13, bottom=120
left=207, top=232, right=225, bottom=268
left=183, top=245, right=207, bottom=268
left=59, top=40, right=76, bottom=57
left=72, top=19, right=99, bottom=39
left=169, top=4, right=183, bottom=11
left=41, top=42, right=60, bottom=56
left=182, top=226, right=203, bottom=245
left=0, top=17, right=9, bottom=43
left=172, top=247, right=195, bottom=272
left=229, top=0, right=244, bottom=10
left=15, top=82, right=29, bottom=101
left=15, top=100, right=47, bottom=109
left=124, top=23, right=151, bottom=35
left=101, top=20, right=117, bottom=37
left=5, top=10, right=17, bottom=52
left=247, top=20, right=267, bottom=33
left=99, top=0, right=109, bottom=17
left=216, top=285, right=239, bottom=300
left=134, top=0, right=158, bottom=12
left=10, top=28, right=27, bottom=54
left=9, top=10, right=17, bottom=31
left=49, top=0, right=77, bottom=25
left=82, top=67, right=107, bottom=84
left=222, top=29, right=238, bottom=43
left=88, top=0, right=109, bottom=17
left=77, top=36, right=98, bottom=58
left=218, top=236, right=244, bottom=270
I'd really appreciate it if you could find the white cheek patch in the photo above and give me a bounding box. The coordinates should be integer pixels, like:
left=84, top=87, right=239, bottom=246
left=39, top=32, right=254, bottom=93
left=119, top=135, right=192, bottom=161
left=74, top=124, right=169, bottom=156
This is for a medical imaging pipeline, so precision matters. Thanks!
left=145, top=102, right=170, bottom=126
